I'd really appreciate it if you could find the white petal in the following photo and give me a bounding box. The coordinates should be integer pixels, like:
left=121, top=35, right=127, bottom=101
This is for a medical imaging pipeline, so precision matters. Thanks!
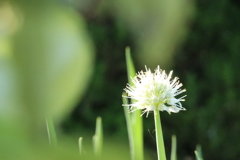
left=168, top=106, right=183, bottom=113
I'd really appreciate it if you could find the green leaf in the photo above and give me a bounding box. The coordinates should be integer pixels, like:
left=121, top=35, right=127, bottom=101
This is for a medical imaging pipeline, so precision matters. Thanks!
left=125, top=47, right=143, bottom=160
left=195, top=145, right=203, bottom=160
left=46, top=117, right=58, bottom=146
left=93, top=117, right=103, bottom=157
left=125, top=46, right=136, bottom=84
left=122, top=92, right=134, bottom=160
left=78, top=137, right=83, bottom=155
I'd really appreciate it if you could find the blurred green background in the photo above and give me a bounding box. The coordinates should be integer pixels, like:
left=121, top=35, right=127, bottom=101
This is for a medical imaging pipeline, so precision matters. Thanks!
left=1, top=0, right=240, bottom=160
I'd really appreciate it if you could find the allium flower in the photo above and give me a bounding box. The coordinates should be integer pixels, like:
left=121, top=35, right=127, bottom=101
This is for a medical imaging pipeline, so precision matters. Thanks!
left=124, top=66, right=186, bottom=117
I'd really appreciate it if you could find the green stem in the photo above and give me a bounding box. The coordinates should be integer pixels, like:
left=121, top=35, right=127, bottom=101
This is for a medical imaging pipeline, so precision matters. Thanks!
left=93, top=117, right=103, bottom=157
left=122, top=93, right=134, bottom=160
left=170, top=135, right=177, bottom=160
left=132, top=109, right=143, bottom=160
left=46, top=117, right=57, bottom=146
left=79, top=137, right=83, bottom=155
left=125, top=47, right=144, bottom=160
left=154, top=110, right=166, bottom=160
left=195, top=145, right=203, bottom=160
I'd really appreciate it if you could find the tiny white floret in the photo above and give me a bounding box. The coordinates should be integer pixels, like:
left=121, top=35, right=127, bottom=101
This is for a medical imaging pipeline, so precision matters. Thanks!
left=124, top=66, right=186, bottom=117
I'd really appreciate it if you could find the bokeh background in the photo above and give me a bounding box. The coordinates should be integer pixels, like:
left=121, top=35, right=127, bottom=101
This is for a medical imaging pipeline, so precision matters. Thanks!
left=1, top=0, right=240, bottom=160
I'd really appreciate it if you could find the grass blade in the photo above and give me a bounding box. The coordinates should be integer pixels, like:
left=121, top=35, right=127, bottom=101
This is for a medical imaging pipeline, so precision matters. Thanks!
left=93, top=117, right=103, bottom=157
left=195, top=145, right=203, bottom=160
left=125, top=47, right=144, bottom=160
left=46, top=117, right=57, bottom=146
left=79, top=137, right=83, bottom=155
left=125, top=46, right=136, bottom=85
left=122, top=92, right=134, bottom=160
left=170, top=135, right=177, bottom=160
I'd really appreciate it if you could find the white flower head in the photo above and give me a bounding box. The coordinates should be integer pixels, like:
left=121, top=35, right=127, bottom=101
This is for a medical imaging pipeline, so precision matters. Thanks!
left=124, top=66, right=186, bottom=117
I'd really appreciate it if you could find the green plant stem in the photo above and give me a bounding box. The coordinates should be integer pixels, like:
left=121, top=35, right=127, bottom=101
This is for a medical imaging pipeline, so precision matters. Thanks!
left=125, top=47, right=136, bottom=84
left=170, top=135, right=177, bottom=160
left=122, top=93, right=134, bottom=160
left=195, top=145, right=203, bottom=160
left=78, top=137, right=83, bottom=155
left=195, top=151, right=200, bottom=160
left=132, top=109, right=143, bottom=160
left=93, top=117, right=103, bottom=157
left=125, top=47, right=144, bottom=160
left=154, top=110, right=166, bottom=160
left=46, top=117, right=57, bottom=146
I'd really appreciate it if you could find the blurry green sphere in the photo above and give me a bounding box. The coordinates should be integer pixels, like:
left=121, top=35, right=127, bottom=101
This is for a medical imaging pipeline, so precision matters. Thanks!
left=11, top=1, right=94, bottom=126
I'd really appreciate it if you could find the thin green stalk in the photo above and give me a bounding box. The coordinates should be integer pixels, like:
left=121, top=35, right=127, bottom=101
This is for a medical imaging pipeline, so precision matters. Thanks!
left=195, top=151, right=201, bottom=160
left=79, top=137, right=83, bottom=155
left=93, top=117, right=103, bottom=157
left=46, top=117, right=57, bottom=146
left=195, top=145, right=203, bottom=160
left=154, top=110, right=166, bottom=160
left=132, top=110, right=143, bottom=160
left=92, top=135, right=96, bottom=153
left=125, top=47, right=144, bottom=160
left=122, top=92, right=134, bottom=160
left=170, top=135, right=177, bottom=160
left=125, top=47, right=136, bottom=85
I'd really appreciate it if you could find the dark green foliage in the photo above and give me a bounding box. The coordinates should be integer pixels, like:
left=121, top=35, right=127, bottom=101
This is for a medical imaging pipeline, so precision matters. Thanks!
left=63, top=0, right=240, bottom=159
left=172, top=0, right=240, bottom=159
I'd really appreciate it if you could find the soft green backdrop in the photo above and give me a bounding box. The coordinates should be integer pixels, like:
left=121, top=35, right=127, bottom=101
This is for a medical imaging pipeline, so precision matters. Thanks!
left=0, top=0, right=239, bottom=160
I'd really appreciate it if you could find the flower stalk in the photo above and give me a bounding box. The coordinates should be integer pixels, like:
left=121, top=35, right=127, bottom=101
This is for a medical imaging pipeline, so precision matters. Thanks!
left=154, top=110, right=166, bottom=160
left=124, top=49, right=186, bottom=160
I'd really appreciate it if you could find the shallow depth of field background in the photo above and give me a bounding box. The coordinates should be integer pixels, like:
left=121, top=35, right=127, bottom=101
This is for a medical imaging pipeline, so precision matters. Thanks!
left=1, top=0, right=240, bottom=160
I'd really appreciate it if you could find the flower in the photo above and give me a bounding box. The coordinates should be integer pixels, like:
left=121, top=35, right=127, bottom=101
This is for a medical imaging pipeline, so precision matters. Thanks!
left=124, top=66, right=186, bottom=116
